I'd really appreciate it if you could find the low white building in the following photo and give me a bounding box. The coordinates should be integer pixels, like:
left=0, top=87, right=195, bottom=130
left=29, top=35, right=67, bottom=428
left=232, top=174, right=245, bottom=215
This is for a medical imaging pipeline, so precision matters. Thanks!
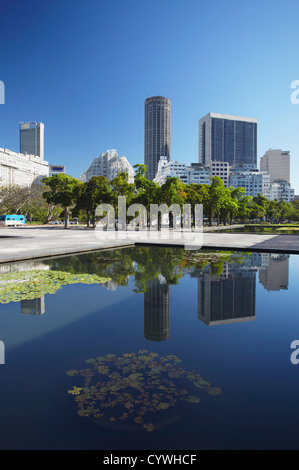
left=0, top=148, right=49, bottom=187
left=269, top=180, right=294, bottom=203
left=229, top=165, right=270, bottom=198
left=82, top=149, right=134, bottom=183
left=154, top=157, right=210, bottom=185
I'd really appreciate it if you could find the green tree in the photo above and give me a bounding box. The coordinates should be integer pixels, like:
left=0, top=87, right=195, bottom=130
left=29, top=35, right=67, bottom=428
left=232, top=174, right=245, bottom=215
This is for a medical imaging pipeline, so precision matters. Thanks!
left=42, top=174, right=82, bottom=228
left=74, top=176, right=112, bottom=227
left=207, top=176, right=227, bottom=226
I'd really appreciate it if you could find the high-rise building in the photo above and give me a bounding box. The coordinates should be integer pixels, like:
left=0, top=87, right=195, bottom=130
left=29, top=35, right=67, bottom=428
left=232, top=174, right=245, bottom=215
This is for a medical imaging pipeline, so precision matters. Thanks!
left=260, top=149, right=290, bottom=183
left=198, top=113, right=257, bottom=167
left=144, top=96, right=171, bottom=180
left=20, top=122, right=44, bottom=160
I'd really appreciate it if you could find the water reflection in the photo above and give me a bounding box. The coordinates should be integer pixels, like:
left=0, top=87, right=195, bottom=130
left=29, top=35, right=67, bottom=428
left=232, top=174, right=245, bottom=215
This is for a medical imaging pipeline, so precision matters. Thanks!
left=0, top=249, right=290, bottom=330
left=144, top=275, right=170, bottom=341
left=259, top=254, right=289, bottom=291
left=196, top=263, right=256, bottom=325
left=21, top=297, right=45, bottom=315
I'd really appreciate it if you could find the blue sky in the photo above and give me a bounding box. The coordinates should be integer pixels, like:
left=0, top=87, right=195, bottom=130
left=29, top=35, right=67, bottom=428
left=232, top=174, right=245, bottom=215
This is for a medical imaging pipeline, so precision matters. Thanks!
left=1, top=0, right=299, bottom=191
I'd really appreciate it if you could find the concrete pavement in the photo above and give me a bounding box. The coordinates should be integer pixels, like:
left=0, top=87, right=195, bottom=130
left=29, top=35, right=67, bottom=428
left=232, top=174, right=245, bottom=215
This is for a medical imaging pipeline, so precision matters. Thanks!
left=0, top=225, right=299, bottom=264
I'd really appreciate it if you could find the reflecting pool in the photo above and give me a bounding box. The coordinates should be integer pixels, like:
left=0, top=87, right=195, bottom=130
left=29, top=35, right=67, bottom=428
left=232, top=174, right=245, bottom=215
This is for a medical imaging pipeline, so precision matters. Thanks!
left=0, top=247, right=298, bottom=449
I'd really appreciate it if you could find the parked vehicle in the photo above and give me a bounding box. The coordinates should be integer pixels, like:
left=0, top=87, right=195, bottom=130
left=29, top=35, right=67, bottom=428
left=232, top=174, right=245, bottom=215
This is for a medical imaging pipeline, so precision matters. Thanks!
left=0, top=214, right=25, bottom=226
left=49, top=220, right=62, bottom=225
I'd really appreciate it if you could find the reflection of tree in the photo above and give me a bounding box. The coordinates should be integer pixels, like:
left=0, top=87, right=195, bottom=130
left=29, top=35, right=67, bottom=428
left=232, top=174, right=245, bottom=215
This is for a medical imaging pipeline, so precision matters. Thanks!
left=45, top=248, right=246, bottom=294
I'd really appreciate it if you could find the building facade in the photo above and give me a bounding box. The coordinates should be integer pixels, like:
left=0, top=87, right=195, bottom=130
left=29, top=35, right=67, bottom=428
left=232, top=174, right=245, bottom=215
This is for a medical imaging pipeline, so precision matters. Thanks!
left=144, top=96, right=171, bottom=181
left=144, top=275, right=170, bottom=342
left=260, top=149, right=290, bottom=183
left=197, top=261, right=256, bottom=326
left=0, top=148, right=49, bottom=186
left=229, top=165, right=270, bottom=198
left=49, top=165, right=65, bottom=177
left=153, top=157, right=210, bottom=186
left=269, top=180, right=294, bottom=203
left=82, top=149, right=134, bottom=183
left=198, top=113, right=257, bottom=167
left=210, top=161, right=230, bottom=187
left=20, top=122, right=44, bottom=160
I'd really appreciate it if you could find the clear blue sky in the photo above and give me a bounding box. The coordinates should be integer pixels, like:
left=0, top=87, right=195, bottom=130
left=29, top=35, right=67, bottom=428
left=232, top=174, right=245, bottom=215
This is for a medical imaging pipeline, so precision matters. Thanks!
left=1, top=0, right=299, bottom=191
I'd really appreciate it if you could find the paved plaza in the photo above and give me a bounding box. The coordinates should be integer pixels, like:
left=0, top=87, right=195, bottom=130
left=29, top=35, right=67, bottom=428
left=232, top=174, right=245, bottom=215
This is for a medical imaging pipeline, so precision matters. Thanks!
left=0, top=225, right=298, bottom=264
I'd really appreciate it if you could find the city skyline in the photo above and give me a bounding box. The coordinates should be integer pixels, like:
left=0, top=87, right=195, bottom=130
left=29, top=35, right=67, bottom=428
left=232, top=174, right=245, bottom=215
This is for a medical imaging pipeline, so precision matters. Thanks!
left=0, top=1, right=299, bottom=191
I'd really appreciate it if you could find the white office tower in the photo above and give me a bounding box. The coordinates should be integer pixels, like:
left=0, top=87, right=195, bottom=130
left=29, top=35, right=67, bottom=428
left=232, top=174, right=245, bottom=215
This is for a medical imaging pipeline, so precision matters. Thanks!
left=154, top=156, right=210, bottom=186
left=260, top=149, right=290, bottom=183
left=0, top=148, right=49, bottom=187
left=84, top=149, right=134, bottom=183
left=260, top=149, right=294, bottom=202
left=20, top=122, right=44, bottom=161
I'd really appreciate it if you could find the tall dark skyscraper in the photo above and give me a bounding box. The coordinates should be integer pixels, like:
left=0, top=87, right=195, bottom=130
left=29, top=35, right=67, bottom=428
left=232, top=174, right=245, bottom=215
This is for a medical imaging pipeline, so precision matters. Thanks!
left=144, top=96, right=171, bottom=180
left=198, top=113, right=257, bottom=168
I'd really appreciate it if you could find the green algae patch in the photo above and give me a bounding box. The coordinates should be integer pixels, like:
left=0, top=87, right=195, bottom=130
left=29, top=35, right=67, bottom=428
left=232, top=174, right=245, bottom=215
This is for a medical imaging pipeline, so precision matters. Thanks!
left=66, top=350, right=222, bottom=432
left=0, top=270, right=112, bottom=304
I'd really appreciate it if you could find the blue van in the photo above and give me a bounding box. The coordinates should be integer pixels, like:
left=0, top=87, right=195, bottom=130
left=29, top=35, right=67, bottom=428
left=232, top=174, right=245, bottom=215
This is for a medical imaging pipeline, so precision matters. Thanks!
left=0, top=215, right=26, bottom=226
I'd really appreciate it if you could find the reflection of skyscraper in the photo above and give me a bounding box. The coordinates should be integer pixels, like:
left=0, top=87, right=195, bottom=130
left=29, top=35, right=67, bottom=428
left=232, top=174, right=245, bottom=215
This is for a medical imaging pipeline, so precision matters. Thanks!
left=259, top=254, right=289, bottom=291
left=21, top=296, right=45, bottom=315
left=144, top=275, right=170, bottom=341
left=197, top=263, right=256, bottom=325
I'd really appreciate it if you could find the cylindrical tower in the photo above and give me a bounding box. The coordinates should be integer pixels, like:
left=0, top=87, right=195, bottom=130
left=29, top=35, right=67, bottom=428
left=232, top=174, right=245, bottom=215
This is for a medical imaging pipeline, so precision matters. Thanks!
left=144, top=96, right=171, bottom=181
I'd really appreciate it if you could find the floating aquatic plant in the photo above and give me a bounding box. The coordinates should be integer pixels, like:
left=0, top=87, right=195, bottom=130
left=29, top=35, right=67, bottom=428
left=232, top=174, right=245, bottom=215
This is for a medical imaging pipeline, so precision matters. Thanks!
left=0, top=270, right=112, bottom=304
left=66, top=350, right=221, bottom=432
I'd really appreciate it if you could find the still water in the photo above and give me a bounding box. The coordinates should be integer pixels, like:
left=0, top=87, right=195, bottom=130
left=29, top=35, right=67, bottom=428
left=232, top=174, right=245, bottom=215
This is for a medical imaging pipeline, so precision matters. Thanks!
left=0, top=246, right=298, bottom=450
